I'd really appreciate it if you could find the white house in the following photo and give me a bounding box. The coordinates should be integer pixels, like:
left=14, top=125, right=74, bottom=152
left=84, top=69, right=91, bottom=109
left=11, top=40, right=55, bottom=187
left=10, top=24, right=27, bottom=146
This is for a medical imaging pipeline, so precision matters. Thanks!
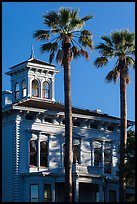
left=2, top=54, right=135, bottom=202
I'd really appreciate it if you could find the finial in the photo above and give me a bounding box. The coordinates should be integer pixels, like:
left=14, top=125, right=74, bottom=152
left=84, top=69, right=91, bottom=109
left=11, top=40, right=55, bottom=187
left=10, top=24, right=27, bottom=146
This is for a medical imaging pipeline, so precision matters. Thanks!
left=30, top=44, right=35, bottom=59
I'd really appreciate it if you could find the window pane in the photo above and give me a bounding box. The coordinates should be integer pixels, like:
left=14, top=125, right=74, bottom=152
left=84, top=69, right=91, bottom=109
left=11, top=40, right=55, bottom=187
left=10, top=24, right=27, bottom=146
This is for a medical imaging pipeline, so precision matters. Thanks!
left=15, top=83, right=19, bottom=91
left=40, top=141, right=48, bottom=167
left=94, top=148, right=102, bottom=166
left=30, top=140, right=37, bottom=166
left=32, top=80, right=39, bottom=97
left=73, top=145, right=80, bottom=163
left=23, top=88, right=26, bottom=97
left=30, top=184, right=39, bottom=202
left=44, top=184, right=51, bottom=202
left=104, top=142, right=112, bottom=174
left=15, top=91, right=19, bottom=100
left=43, top=82, right=50, bottom=98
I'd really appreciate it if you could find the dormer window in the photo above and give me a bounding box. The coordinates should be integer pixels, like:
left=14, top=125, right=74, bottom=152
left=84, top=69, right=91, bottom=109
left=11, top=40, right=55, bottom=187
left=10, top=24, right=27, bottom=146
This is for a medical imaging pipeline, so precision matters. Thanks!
left=43, top=81, right=50, bottom=99
left=32, top=79, right=39, bottom=97
left=15, top=82, right=19, bottom=100
left=22, top=80, right=26, bottom=98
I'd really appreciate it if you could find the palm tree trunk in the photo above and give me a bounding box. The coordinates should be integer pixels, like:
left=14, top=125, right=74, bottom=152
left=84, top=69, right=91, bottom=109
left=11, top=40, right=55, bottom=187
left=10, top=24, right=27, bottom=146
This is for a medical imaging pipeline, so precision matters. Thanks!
left=119, top=62, right=127, bottom=202
left=62, top=42, right=73, bottom=202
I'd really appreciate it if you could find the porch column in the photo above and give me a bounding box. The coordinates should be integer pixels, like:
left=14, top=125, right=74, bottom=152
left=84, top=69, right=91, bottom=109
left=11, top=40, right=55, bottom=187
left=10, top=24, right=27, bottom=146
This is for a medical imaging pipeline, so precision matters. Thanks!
left=74, top=178, right=79, bottom=202
left=99, top=184, right=104, bottom=202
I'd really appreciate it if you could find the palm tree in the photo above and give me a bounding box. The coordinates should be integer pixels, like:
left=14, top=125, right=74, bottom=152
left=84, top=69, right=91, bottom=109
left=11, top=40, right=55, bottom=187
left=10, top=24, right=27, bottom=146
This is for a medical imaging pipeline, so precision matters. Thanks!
left=33, top=7, right=93, bottom=202
left=94, top=30, right=135, bottom=202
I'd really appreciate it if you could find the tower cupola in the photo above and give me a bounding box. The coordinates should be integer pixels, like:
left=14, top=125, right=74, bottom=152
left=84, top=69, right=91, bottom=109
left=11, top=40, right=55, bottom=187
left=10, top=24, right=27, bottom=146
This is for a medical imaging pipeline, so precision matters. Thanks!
left=6, top=53, right=59, bottom=104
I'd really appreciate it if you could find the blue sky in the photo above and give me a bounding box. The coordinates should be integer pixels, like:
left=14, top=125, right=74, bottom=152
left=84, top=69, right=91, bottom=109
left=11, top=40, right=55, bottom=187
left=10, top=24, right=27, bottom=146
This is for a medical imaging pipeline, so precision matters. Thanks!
left=2, top=2, right=135, bottom=122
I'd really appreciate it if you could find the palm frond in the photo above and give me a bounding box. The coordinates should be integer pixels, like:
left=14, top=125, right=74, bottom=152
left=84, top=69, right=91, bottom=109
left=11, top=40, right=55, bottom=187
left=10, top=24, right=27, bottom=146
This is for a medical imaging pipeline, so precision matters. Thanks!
left=94, top=57, right=108, bottom=68
left=59, top=7, right=71, bottom=26
left=43, top=11, right=59, bottom=28
left=80, top=49, right=89, bottom=60
left=79, top=34, right=93, bottom=50
left=71, top=46, right=81, bottom=59
left=33, top=30, right=50, bottom=40
left=40, top=42, right=53, bottom=53
left=126, top=56, right=135, bottom=68
left=56, top=49, right=63, bottom=64
left=95, top=43, right=114, bottom=57
left=81, top=15, right=93, bottom=22
left=105, top=70, right=114, bottom=82
left=49, top=51, right=54, bottom=64
left=101, top=35, right=113, bottom=46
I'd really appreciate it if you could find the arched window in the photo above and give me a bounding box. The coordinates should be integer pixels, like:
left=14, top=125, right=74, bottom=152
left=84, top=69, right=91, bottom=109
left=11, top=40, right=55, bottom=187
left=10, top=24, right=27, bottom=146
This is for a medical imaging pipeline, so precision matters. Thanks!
left=32, top=79, right=39, bottom=97
left=42, top=81, right=50, bottom=99
left=22, top=80, right=26, bottom=98
left=40, top=141, right=48, bottom=167
left=30, top=140, right=37, bottom=167
left=15, top=82, right=19, bottom=100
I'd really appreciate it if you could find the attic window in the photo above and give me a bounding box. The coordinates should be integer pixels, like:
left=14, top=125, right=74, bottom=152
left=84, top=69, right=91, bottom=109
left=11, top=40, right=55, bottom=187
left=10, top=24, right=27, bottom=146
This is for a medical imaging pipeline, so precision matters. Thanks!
left=107, top=126, right=114, bottom=131
left=73, top=120, right=81, bottom=127
left=90, top=123, right=98, bottom=129
left=15, top=82, right=19, bottom=100
left=32, top=79, right=39, bottom=97
left=22, top=80, right=26, bottom=98
left=44, top=117, right=52, bottom=123
left=26, top=115, right=34, bottom=121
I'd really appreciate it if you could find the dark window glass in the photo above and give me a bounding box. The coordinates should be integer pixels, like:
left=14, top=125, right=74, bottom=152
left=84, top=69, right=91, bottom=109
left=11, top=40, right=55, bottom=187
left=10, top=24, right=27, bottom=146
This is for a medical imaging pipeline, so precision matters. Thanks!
left=90, top=124, right=98, bottom=129
left=30, top=184, right=39, bottom=202
left=73, top=120, right=81, bottom=127
left=94, top=148, right=102, bottom=166
left=32, top=80, right=39, bottom=97
left=30, top=140, right=37, bottom=167
left=104, top=142, right=112, bottom=174
left=43, top=81, right=50, bottom=99
left=22, top=80, right=26, bottom=98
left=40, top=141, right=48, bottom=167
left=107, top=126, right=114, bottom=131
left=44, top=184, right=51, bottom=202
left=73, top=145, right=80, bottom=163
left=26, top=115, right=34, bottom=121
left=44, top=117, right=52, bottom=123
left=109, top=190, right=116, bottom=202
left=15, top=82, right=19, bottom=100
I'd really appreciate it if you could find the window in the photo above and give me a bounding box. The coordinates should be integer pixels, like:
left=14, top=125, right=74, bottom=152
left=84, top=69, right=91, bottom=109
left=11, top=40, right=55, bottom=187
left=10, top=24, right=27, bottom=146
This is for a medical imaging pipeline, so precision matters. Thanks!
left=30, top=140, right=37, bottom=167
left=94, top=141, right=102, bottom=166
left=29, top=138, right=49, bottom=168
left=32, top=79, right=39, bottom=97
left=107, top=126, right=114, bottom=131
left=30, top=184, right=39, bottom=202
left=44, top=184, right=51, bottom=202
left=40, top=141, right=48, bottom=167
left=43, top=81, right=50, bottom=99
left=15, top=82, right=19, bottom=100
left=104, top=142, right=112, bottom=174
left=73, top=145, right=80, bottom=163
left=90, top=123, right=98, bottom=129
left=73, top=120, right=81, bottom=127
left=44, top=117, right=52, bottom=123
left=22, top=80, right=26, bottom=98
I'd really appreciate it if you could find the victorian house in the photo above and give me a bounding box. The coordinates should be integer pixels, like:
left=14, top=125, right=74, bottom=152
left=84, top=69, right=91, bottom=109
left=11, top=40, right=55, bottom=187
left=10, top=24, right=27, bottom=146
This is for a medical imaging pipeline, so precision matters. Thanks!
left=2, top=53, right=135, bottom=202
